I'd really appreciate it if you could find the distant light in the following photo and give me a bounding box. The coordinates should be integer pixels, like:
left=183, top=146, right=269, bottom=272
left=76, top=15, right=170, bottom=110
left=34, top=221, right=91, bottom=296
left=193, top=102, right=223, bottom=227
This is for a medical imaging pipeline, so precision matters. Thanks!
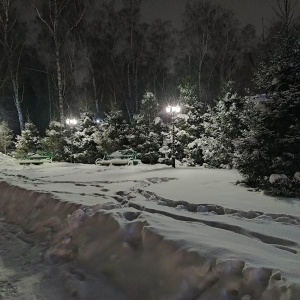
left=166, top=105, right=181, bottom=113
left=66, top=118, right=78, bottom=125
left=96, top=118, right=101, bottom=124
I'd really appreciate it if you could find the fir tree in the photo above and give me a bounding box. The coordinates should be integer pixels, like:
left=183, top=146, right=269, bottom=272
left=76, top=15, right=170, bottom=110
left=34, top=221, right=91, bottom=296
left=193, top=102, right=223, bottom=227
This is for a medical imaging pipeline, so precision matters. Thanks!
left=234, top=95, right=272, bottom=180
left=14, top=120, right=41, bottom=159
left=200, top=82, right=244, bottom=168
left=234, top=2, right=300, bottom=196
left=41, top=121, right=64, bottom=161
left=178, top=81, right=205, bottom=164
left=0, top=121, right=13, bottom=154
left=128, top=92, right=165, bottom=164
left=63, top=119, right=79, bottom=163
left=74, top=112, right=99, bottom=164
left=161, top=81, right=204, bottom=166
left=96, top=109, right=129, bottom=154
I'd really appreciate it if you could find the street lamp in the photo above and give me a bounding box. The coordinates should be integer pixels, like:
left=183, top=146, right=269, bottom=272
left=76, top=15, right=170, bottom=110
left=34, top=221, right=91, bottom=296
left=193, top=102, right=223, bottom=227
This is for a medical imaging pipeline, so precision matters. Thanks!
left=166, top=105, right=181, bottom=168
left=66, top=118, right=78, bottom=163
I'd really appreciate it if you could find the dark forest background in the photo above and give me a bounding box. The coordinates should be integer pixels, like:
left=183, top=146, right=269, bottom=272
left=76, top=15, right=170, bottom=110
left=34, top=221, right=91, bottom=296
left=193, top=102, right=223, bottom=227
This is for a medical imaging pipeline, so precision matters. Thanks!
left=1, top=0, right=300, bottom=196
left=0, top=0, right=259, bottom=133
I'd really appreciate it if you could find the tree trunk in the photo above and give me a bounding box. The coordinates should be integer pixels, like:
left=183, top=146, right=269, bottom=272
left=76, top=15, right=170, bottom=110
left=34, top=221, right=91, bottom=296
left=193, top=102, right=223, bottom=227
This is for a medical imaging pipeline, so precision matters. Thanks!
left=12, top=79, right=24, bottom=132
left=134, top=62, right=138, bottom=113
left=92, top=71, right=99, bottom=115
left=55, top=41, right=64, bottom=124
left=127, top=61, right=132, bottom=107
left=198, top=61, right=202, bottom=103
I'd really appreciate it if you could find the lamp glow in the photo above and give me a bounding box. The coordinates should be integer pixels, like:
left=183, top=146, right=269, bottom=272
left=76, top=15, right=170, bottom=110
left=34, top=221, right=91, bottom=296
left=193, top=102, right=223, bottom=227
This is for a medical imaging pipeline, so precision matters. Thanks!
left=66, top=118, right=78, bottom=125
left=166, top=105, right=181, bottom=113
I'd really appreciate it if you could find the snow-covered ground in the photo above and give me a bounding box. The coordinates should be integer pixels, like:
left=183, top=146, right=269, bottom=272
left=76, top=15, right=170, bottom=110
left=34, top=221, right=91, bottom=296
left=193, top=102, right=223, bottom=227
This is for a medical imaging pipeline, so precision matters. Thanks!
left=0, top=152, right=299, bottom=300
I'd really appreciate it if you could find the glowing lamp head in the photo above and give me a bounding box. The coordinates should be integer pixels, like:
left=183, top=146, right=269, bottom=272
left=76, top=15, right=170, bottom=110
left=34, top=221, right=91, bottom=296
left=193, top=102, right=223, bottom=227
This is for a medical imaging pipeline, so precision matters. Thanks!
left=66, top=118, right=78, bottom=125
left=166, top=105, right=181, bottom=113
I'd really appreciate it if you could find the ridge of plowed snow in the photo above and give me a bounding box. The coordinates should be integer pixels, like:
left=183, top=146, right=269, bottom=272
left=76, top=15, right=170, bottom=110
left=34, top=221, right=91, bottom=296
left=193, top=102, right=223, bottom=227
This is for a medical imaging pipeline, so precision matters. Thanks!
left=0, top=158, right=299, bottom=299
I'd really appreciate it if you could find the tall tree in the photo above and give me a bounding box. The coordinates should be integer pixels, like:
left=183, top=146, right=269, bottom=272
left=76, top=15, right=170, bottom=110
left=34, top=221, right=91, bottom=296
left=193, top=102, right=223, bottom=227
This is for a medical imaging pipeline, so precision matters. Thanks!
left=119, top=0, right=146, bottom=116
left=0, top=0, right=25, bottom=132
left=181, top=0, right=244, bottom=105
left=145, top=20, right=176, bottom=98
left=181, top=0, right=218, bottom=103
left=78, top=0, right=121, bottom=116
left=29, top=0, right=91, bottom=124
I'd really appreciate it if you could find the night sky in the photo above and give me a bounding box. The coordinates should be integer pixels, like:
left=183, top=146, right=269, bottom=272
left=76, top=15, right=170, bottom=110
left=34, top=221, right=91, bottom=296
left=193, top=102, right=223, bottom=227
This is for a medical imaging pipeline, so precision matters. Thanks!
left=140, top=0, right=300, bottom=34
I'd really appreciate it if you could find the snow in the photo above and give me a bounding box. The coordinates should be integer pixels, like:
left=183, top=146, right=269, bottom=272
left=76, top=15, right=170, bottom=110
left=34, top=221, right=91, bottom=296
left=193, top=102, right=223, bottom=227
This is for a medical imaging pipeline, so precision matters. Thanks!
left=154, top=116, right=162, bottom=125
left=0, top=153, right=300, bottom=299
left=254, top=94, right=271, bottom=113
left=269, top=173, right=289, bottom=184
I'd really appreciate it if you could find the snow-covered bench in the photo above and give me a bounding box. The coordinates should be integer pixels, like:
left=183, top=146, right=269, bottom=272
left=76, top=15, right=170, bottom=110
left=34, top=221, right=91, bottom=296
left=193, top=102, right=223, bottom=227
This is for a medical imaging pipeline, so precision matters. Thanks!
left=19, top=153, right=53, bottom=165
left=95, top=149, right=140, bottom=166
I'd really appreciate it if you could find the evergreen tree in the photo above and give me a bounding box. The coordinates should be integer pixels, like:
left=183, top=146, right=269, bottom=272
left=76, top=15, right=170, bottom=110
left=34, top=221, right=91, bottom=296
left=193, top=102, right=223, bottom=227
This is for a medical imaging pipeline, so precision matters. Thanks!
left=140, top=91, right=158, bottom=126
left=95, top=109, right=129, bottom=154
left=234, top=95, right=272, bottom=180
left=200, top=82, right=244, bottom=168
left=234, top=1, right=300, bottom=196
left=63, top=120, right=79, bottom=163
left=0, top=121, right=13, bottom=154
left=128, top=92, right=165, bottom=164
left=41, top=121, right=64, bottom=161
left=74, top=112, right=99, bottom=164
left=177, top=81, right=205, bottom=165
left=14, top=120, right=41, bottom=158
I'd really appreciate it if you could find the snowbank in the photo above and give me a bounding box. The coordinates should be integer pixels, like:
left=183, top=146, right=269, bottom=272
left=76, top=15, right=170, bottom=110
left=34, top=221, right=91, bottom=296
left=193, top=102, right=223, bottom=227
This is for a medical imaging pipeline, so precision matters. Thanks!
left=0, top=152, right=20, bottom=168
left=0, top=180, right=299, bottom=300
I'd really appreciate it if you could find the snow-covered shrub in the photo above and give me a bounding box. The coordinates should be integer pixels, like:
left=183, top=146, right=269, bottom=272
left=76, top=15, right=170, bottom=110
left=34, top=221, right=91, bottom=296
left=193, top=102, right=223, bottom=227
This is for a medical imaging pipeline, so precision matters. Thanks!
left=187, top=139, right=203, bottom=166
left=269, top=174, right=289, bottom=184
left=294, top=172, right=300, bottom=182
left=268, top=173, right=300, bottom=197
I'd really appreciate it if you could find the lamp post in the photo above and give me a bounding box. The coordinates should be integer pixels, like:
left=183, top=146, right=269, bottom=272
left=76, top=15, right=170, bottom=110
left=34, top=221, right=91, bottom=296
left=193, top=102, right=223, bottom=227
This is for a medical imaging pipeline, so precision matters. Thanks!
left=66, top=118, right=78, bottom=163
left=166, top=105, right=181, bottom=168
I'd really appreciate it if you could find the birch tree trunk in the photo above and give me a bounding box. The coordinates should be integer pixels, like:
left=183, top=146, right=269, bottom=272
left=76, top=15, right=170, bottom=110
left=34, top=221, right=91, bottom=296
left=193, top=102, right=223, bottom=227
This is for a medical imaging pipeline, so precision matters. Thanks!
left=12, top=78, right=24, bottom=131
left=54, top=39, right=65, bottom=124
left=0, top=0, right=25, bottom=132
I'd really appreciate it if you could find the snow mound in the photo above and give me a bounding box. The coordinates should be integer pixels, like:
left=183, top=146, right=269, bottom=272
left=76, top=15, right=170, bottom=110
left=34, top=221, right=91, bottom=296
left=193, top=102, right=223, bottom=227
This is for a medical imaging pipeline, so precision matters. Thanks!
left=294, top=172, right=300, bottom=181
left=0, top=182, right=299, bottom=300
left=269, top=174, right=289, bottom=184
left=0, top=152, right=20, bottom=167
